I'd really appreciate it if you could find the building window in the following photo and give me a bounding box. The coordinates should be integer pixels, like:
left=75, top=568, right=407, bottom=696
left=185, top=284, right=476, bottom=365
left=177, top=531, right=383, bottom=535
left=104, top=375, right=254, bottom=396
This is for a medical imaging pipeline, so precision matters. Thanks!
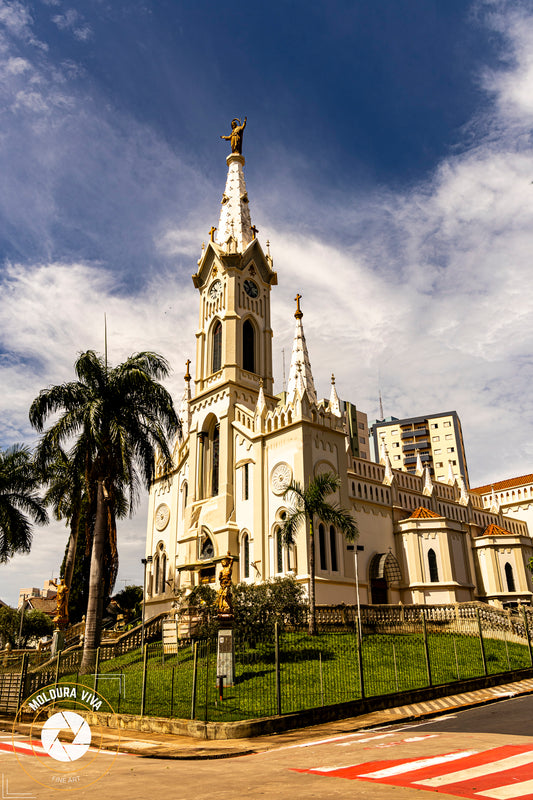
left=154, top=555, right=160, bottom=595
left=212, top=321, right=222, bottom=373
left=243, top=463, right=249, bottom=500
left=211, top=425, right=220, bottom=496
left=358, top=422, right=365, bottom=430
left=329, top=526, right=338, bottom=572
left=447, top=447, right=455, bottom=453
left=394, top=455, right=401, bottom=461
left=428, top=549, right=439, bottom=582
left=243, top=319, right=255, bottom=372
left=505, top=562, right=516, bottom=592
left=443, top=421, right=451, bottom=427
left=445, top=434, right=453, bottom=440
left=434, top=449, right=441, bottom=454
left=199, top=532, right=215, bottom=560
left=360, top=436, right=366, bottom=443
left=391, top=429, right=398, bottom=435
left=160, top=553, right=166, bottom=594
left=242, top=533, right=250, bottom=579
left=393, top=442, right=400, bottom=447
left=431, top=423, right=438, bottom=429
left=318, top=523, right=327, bottom=570
left=432, top=436, right=440, bottom=442
left=436, top=462, right=443, bottom=468
left=276, top=527, right=284, bottom=573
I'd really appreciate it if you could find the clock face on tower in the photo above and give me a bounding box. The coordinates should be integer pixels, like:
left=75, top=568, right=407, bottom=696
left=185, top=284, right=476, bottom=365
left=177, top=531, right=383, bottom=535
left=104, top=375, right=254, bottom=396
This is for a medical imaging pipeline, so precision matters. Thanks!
left=209, top=280, right=222, bottom=300
left=243, top=279, right=258, bottom=298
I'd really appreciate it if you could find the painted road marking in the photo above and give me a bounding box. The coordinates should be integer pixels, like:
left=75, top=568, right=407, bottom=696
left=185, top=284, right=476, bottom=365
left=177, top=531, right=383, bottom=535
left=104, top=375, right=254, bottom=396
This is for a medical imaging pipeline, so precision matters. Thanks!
left=417, top=750, right=533, bottom=787
left=0, top=740, right=49, bottom=758
left=480, top=779, right=533, bottom=799
left=361, top=750, right=478, bottom=778
left=294, top=744, right=533, bottom=800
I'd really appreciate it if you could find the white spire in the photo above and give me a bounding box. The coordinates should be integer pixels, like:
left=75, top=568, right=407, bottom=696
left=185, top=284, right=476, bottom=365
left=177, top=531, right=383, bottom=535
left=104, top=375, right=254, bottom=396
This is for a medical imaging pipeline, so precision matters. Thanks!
left=215, top=154, right=253, bottom=253
left=255, top=378, right=266, bottom=416
left=447, top=461, right=456, bottom=485
left=379, top=435, right=388, bottom=466
left=328, top=374, right=342, bottom=417
left=383, top=449, right=394, bottom=486
left=423, top=464, right=434, bottom=496
left=178, top=360, right=192, bottom=440
left=457, top=474, right=470, bottom=505
left=286, top=295, right=317, bottom=405
left=490, top=485, right=500, bottom=513
left=415, top=450, right=424, bottom=477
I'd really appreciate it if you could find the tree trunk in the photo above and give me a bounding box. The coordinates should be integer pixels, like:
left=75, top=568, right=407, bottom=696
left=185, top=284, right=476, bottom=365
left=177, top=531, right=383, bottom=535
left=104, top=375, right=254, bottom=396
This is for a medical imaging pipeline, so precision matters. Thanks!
left=63, top=507, right=80, bottom=590
left=80, top=481, right=107, bottom=674
left=308, top=518, right=317, bottom=635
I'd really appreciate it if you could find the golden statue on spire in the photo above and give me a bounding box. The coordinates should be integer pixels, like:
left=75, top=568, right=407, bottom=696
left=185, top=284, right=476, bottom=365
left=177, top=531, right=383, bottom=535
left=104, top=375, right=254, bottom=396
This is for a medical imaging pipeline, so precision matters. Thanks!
left=220, top=117, right=247, bottom=154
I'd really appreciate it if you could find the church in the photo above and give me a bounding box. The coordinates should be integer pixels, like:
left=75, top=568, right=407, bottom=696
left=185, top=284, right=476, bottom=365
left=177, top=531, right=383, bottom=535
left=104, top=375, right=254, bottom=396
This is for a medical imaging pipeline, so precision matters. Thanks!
left=144, top=126, right=533, bottom=620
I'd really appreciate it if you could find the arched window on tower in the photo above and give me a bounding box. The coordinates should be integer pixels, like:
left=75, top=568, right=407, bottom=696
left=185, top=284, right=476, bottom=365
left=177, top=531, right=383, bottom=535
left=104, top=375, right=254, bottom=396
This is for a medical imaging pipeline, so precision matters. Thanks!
left=241, top=532, right=250, bottom=579
left=276, top=527, right=284, bottom=574
left=318, top=523, right=327, bottom=571
left=212, top=321, right=222, bottom=373
left=211, top=424, right=220, bottom=496
left=505, top=562, right=516, bottom=592
left=242, top=319, right=255, bottom=372
left=428, top=549, right=439, bottom=582
left=329, top=526, right=338, bottom=572
left=153, top=555, right=160, bottom=595
left=160, top=552, right=167, bottom=594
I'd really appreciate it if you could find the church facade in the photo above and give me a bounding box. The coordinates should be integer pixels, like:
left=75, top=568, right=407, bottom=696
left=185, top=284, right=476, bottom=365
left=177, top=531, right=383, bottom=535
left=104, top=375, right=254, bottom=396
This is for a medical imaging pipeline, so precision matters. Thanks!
left=144, top=144, right=533, bottom=620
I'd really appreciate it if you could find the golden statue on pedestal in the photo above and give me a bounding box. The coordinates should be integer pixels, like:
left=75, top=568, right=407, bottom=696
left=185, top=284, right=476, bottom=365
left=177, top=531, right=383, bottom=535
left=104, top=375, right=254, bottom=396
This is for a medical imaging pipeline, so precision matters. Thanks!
left=51, top=578, right=69, bottom=630
left=216, top=554, right=234, bottom=618
left=220, top=117, right=247, bottom=154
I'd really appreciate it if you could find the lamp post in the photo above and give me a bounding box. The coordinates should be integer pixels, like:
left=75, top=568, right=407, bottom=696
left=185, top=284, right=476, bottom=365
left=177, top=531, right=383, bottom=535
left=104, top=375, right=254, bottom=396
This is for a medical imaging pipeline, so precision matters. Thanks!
left=354, top=545, right=364, bottom=643
left=18, top=595, right=28, bottom=649
left=141, top=555, right=152, bottom=651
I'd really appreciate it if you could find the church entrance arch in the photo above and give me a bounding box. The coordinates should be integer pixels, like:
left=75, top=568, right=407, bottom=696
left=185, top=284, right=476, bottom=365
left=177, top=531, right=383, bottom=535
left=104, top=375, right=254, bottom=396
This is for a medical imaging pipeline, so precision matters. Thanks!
left=369, top=552, right=402, bottom=604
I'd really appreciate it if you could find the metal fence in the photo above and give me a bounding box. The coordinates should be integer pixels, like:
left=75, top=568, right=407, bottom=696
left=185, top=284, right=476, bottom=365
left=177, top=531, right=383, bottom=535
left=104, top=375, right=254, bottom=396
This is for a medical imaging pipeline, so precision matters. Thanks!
left=2, top=604, right=533, bottom=722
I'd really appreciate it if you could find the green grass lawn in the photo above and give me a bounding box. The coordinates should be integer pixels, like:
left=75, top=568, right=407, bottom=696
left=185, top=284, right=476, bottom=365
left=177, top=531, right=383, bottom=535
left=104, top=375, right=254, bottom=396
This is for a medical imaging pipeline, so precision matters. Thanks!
left=56, top=629, right=532, bottom=723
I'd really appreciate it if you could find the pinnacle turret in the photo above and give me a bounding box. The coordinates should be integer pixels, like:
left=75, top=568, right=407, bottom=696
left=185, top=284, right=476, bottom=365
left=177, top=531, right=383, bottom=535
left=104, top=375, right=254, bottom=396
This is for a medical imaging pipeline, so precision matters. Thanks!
left=215, top=154, right=254, bottom=253
left=286, top=295, right=317, bottom=405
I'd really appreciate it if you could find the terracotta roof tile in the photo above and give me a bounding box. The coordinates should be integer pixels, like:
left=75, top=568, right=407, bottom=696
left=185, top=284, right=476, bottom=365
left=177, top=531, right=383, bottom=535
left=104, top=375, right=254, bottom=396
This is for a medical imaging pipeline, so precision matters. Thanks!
left=480, top=523, right=515, bottom=537
left=27, top=597, right=56, bottom=615
left=409, top=506, right=441, bottom=519
left=471, top=474, right=533, bottom=494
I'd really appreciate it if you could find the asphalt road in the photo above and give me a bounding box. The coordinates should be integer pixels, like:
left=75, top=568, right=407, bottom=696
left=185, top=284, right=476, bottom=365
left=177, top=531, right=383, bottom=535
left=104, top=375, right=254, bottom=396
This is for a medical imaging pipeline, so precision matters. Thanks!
left=2, top=697, right=533, bottom=800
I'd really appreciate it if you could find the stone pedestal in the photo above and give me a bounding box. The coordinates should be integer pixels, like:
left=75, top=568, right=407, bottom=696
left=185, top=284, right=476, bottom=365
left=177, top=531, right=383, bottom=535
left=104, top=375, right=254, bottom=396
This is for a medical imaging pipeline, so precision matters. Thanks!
left=51, top=630, right=65, bottom=657
left=216, top=626, right=235, bottom=687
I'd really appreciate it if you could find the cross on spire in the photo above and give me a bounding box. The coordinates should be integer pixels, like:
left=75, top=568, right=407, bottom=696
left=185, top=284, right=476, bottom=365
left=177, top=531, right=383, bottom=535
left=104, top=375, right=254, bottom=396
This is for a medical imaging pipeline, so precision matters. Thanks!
left=184, top=359, right=191, bottom=383
left=294, top=293, right=303, bottom=319
left=209, top=226, right=217, bottom=242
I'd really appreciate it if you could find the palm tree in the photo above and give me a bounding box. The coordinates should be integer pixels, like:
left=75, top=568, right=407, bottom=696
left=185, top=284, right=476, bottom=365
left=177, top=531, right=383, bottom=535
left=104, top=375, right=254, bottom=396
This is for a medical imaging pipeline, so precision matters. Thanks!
left=281, top=472, right=358, bottom=635
left=42, top=447, right=86, bottom=590
left=0, top=444, right=48, bottom=563
left=30, top=350, right=179, bottom=672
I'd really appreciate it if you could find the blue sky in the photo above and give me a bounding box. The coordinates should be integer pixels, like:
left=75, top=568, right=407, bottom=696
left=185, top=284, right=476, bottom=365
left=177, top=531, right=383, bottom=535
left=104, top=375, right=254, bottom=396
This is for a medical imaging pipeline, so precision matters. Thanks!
left=1, top=0, right=533, bottom=604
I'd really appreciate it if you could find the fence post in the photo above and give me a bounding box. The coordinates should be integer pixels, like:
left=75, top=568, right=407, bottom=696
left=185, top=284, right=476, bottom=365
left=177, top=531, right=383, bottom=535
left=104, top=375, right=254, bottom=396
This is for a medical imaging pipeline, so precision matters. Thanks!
left=204, top=640, right=210, bottom=723
left=94, top=647, right=100, bottom=694
left=53, top=651, right=62, bottom=707
left=275, top=622, right=282, bottom=716
left=421, top=613, right=432, bottom=687
left=190, top=641, right=198, bottom=720
left=476, top=608, right=488, bottom=676
left=140, top=644, right=148, bottom=716
left=355, top=619, right=365, bottom=699
left=16, top=653, right=28, bottom=715
left=523, top=608, right=533, bottom=668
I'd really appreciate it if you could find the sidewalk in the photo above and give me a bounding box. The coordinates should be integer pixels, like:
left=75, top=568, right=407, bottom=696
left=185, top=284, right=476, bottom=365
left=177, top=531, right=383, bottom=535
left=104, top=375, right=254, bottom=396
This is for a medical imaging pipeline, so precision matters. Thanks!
left=6, top=676, right=533, bottom=760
